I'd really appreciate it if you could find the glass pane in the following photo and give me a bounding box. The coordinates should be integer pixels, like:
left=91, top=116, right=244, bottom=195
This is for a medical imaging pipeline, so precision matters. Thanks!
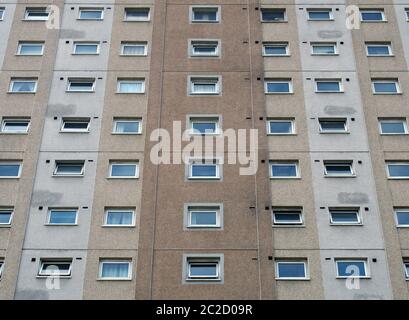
left=115, top=121, right=139, bottom=133
left=405, top=264, right=409, bottom=278
left=0, top=212, right=12, bottom=224
left=63, top=121, right=89, bottom=130
left=49, top=210, right=77, bottom=224
left=309, top=11, right=330, bottom=19
left=320, top=121, right=345, bottom=131
left=42, top=263, right=71, bottom=274
left=317, top=82, right=340, bottom=91
left=56, top=164, right=83, bottom=174
left=330, top=211, right=359, bottom=223
left=313, top=46, right=335, bottom=54
left=271, top=164, right=296, bottom=177
left=337, top=261, right=366, bottom=277
left=325, top=165, right=352, bottom=175
left=193, top=83, right=216, bottom=93
left=269, top=121, right=292, bottom=134
left=262, top=10, right=285, bottom=21
left=79, top=10, right=102, bottom=19
left=265, top=46, right=287, bottom=55
left=20, top=44, right=43, bottom=55
left=69, top=82, right=94, bottom=91
left=126, top=9, right=149, bottom=19
left=193, top=10, right=217, bottom=21
left=193, top=46, right=217, bottom=54
left=374, top=82, right=397, bottom=93
left=3, top=121, right=29, bottom=132
left=191, top=165, right=217, bottom=177
left=101, top=262, right=129, bottom=278
left=367, top=46, right=389, bottom=55
left=396, top=211, right=409, bottom=225
left=192, top=122, right=216, bottom=134
left=106, top=211, right=133, bottom=225
left=119, top=82, right=143, bottom=93
left=388, top=164, right=409, bottom=177
left=361, top=12, right=383, bottom=21
left=278, top=263, right=306, bottom=278
left=111, top=164, right=137, bottom=177
left=122, top=45, right=145, bottom=55
left=75, top=44, right=98, bottom=54
left=190, top=264, right=217, bottom=277
left=274, top=213, right=301, bottom=223
left=0, top=164, right=20, bottom=177
left=380, top=121, right=405, bottom=134
left=12, top=81, right=35, bottom=92
left=191, top=211, right=217, bottom=226
left=267, top=82, right=290, bottom=93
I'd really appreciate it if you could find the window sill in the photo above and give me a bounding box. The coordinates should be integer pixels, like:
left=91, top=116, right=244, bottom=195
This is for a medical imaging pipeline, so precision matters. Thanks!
left=0, top=224, right=11, bottom=228
left=44, top=224, right=78, bottom=227
left=122, top=19, right=150, bottom=23
left=96, top=278, right=132, bottom=281
left=265, top=92, right=293, bottom=95
left=0, top=132, right=29, bottom=135
left=275, top=277, right=310, bottom=281
left=380, top=133, right=409, bottom=136
left=267, top=133, right=296, bottom=136
left=66, top=91, right=95, bottom=93
left=107, top=177, right=139, bottom=180
left=261, top=20, right=288, bottom=23
left=315, top=91, right=344, bottom=94
left=187, top=226, right=221, bottom=229
left=101, top=225, right=136, bottom=228
left=76, top=18, right=104, bottom=21
left=185, top=278, right=222, bottom=282
left=36, top=275, right=72, bottom=279
left=272, top=224, right=305, bottom=228
left=307, top=19, right=334, bottom=22
left=52, top=175, right=84, bottom=178
left=189, top=93, right=220, bottom=96
left=373, top=92, right=402, bottom=95
left=311, top=54, right=339, bottom=56
left=0, top=177, right=20, bottom=179
left=115, top=92, right=145, bottom=95
left=263, top=55, right=291, bottom=57
left=336, top=276, right=371, bottom=279
left=324, top=175, right=356, bottom=178
left=319, top=131, right=350, bottom=134
left=59, top=131, right=90, bottom=134
left=15, top=54, right=43, bottom=57
left=360, top=20, right=387, bottom=23
left=188, top=177, right=221, bottom=180
left=7, top=92, right=36, bottom=94
left=270, top=177, right=301, bottom=180
left=329, top=223, right=363, bottom=227
left=388, top=177, right=409, bottom=180
left=119, top=54, right=148, bottom=57
left=191, top=21, right=220, bottom=24
left=367, top=55, right=394, bottom=57
left=111, top=132, right=142, bottom=135
left=71, top=53, right=100, bottom=56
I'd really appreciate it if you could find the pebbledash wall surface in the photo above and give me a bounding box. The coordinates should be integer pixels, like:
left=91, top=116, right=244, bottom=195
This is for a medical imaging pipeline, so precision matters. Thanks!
left=0, top=0, right=409, bottom=300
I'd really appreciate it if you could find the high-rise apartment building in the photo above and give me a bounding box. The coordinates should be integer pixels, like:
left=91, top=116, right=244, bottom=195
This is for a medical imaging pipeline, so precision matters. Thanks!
left=0, top=0, right=409, bottom=300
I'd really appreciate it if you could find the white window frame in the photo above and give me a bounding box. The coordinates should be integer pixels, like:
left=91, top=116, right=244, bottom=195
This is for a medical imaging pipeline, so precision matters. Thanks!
left=365, top=42, right=393, bottom=57
left=307, top=9, right=334, bottom=21
left=260, top=8, right=287, bottom=23
left=17, top=42, right=44, bottom=56
left=262, top=42, right=290, bottom=57
left=104, top=208, right=136, bottom=227
left=324, top=161, right=355, bottom=177
left=124, top=7, right=151, bottom=22
left=395, top=208, right=409, bottom=228
left=60, top=118, right=90, bottom=133
left=47, top=208, right=78, bottom=226
left=190, top=40, right=220, bottom=57
left=267, top=118, right=295, bottom=135
left=187, top=206, right=221, bottom=228
left=38, top=259, right=72, bottom=277
left=335, top=259, right=370, bottom=279
left=1, top=118, right=30, bottom=134
left=73, top=42, right=100, bottom=55
left=116, top=79, right=145, bottom=94
left=315, top=79, right=343, bottom=93
left=0, top=162, right=22, bottom=178
left=386, top=162, right=409, bottom=179
left=360, top=9, right=386, bottom=22
left=270, top=161, right=300, bottom=179
left=189, top=76, right=221, bottom=95
left=264, top=79, right=293, bottom=94
left=188, top=159, right=221, bottom=180
left=272, top=208, right=303, bottom=226
left=78, top=8, right=104, bottom=20
left=98, top=260, right=132, bottom=280
left=190, top=6, right=220, bottom=23
left=113, top=119, right=142, bottom=135
left=186, top=258, right=221, bottom=281
left=9, top=78, right=38, bottom=93
left=319, top=118, right=348, bottom=134
left=120, top=42, right=148, bottom=56
left=0, top=208, right=13, bottom=225
left=310, top=42, right=338, bottom=56
left=275, top=260, right=309, bottom=280
left=53, top=161, right=85, bottom=177
left=189, top=116, right=220, bottom=135
left=378, top=118, right=408, bottom=135
left=329, top=208, right=362, bottom=225
left=109, top=162, right=139, bottom=179
left=66, top=78, right=96, bottom=92
left=372, top=79, right=401, bottom=94
left=24, top=8, right=49, bottom=21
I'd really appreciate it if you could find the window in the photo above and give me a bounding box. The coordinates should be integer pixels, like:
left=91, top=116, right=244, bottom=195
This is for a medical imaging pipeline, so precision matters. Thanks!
left=109, top=162, right=139, bottom=178
left=270, top=161, right=299, bottom=178
left=324, top=161, right=354, bottom=177
left=117, top=79, right=145, bottom=94
left=124, top=8, right=150, bottom=21
left=275, top=260, right=308, bottom=280
left=78, top=8, right=103, bottom=20
left=17, top=42, right=44, bottom=56
left=261, top=9, right=286, bottom=22
left=190, top=77, right=220, bottom=95
left=372, top=79, right=400, bottom=94
left=1, top=118, right=30, bottom=134
left=307, top=9, right=333, bottom=21
left=319, top=118, right=348, bottom=133
left=360, top=9, right=386, bottom=22
left=404, top=260, right=409, bottom=279
left=113, top=119, right=142, bottom=134
left=0, top=8, right=4, bottom=20
left=0, top=162, right=21, bottom=178
left=38, top=259, right=72, bottom=277
left=272, top=208, right=303, bottom=226
left=61, top=118, right=90, bottom=133
left=265, top=79, right=292, bottom=94
left=311, top=42, right=337, bottom=55
left=188, top=159, right=220, bottom=180
left=73, top=42, right=99, bottom=55
left=336, top=259, right=368, bottom=278
left=190, top=40, right=219, bottom=57
left=53, top=161, right=84, bottom=176
left=48, top=209, right=78, bottom=225
left=104, top=209, right=135, bottom=227
left=0, top=208, right=13, bottom=225
left=386, top=162, right=409, bottom=179
left=379, top=118, right=407, bottom=135
left=9, top=78, right=37, bottom=93
left=267, top=119, right=295, bottom=135
left=329, top=208, right=361, bottom=225
left=262, top=42, right=289, bottom=56
left=67, top=78, right=95, bottom=92
left=406, top=9, right=409, bottom=21
left=366, top=42, right=392, bottom=56
left=120, top=42, right=148, bottom=56
left=186, top=205, right=221, bottom=228
left=24, top=8, right=49, bottom=21
left=315, top=79, right=342, bottom=93
left=99, top=260, right=132, bottom=280
left=186, top=257, right=221, bottom=281
left=191, top=6, right=219, bottom=23
left=189, top=117, right=220, bottom=135
left=0, top=260, right=3, bottom=278
left=395, top=208, right=409, bottom=227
